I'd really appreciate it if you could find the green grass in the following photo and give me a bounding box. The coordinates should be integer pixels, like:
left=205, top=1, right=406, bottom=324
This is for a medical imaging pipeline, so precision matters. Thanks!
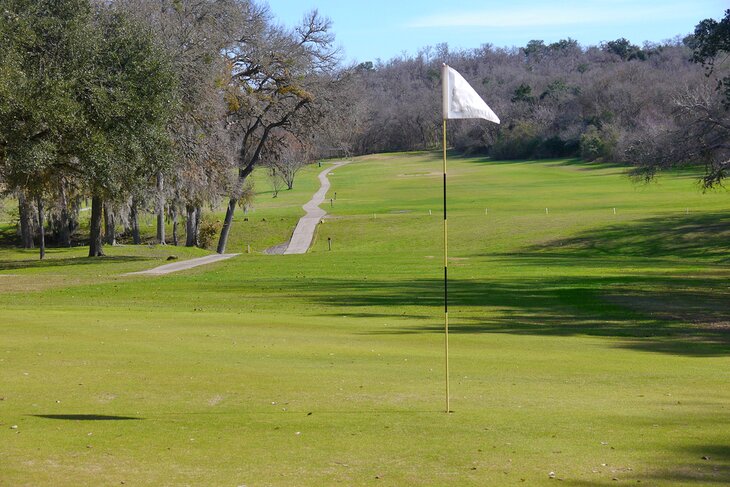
left=1, top=153, right=728, bottom=486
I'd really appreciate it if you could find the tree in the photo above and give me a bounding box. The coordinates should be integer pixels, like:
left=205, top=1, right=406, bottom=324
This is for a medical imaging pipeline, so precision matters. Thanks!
left=628, top=83, right=729, bottom=187
left=692, top=9, right=730, bottom=108
left=117, top=0, right=240, bottom=249
left=216, top=7, right=340, bottom=254
left=80, top=6, right=178, bottom=256
left=263, top=130, right=313, bottom=190
left=603, top=38, right=645, bottom=60
left=628, top=11, right=730, bottom=187
left=0, top=0, right=95, bottom=258
left=0, top=0, right=178, bottom=257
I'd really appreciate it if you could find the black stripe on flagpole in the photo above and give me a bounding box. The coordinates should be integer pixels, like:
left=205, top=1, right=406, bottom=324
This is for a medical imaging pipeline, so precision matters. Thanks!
left=443, top=165, right=448, bottom=315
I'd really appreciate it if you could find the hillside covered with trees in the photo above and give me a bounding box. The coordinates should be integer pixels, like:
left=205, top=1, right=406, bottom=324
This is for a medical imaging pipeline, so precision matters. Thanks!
left=332, top=18, right=729, bottom=187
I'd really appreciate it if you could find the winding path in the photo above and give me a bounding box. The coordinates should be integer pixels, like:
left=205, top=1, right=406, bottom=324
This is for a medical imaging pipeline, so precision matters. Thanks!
left=284, top=160, right=351, bottom=254
left=128, top=160, right=349, bottom=273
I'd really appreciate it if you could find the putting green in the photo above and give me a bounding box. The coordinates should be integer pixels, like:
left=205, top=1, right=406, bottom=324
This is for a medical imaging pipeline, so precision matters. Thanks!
left=0, top=153, right=728, bottom=485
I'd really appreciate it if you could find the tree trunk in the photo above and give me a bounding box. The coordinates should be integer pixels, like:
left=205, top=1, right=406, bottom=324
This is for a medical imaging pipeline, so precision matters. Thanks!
left=130, top=198, right=141, bottom=245
left=185, top=205, right=197, bottom=247
left=156, top=172, right=165, bottom=245
left=37, top=197, right=45, bottom=260
left=104, top=203, right=116, bottom=246
left=195, top=205, right=202, bottom=243
left=58, top=182, right=71, bottom=247
left=216, top=198, right=237, bottom=254
left=171, top=205, right=178, bottom=246
left=88, top=195, right=105, bottom=257
left=18, top=192, right=34, bottom=249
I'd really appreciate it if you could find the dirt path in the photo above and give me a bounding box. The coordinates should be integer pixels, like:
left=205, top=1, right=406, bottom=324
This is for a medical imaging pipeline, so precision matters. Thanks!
left=125, top=253, right=239, bottom=276
left=284, top=160, right=351, bottom=254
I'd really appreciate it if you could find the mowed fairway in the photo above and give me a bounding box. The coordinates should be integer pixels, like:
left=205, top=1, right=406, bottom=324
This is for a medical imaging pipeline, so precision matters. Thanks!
left=1, top=153, right=729, bottom=486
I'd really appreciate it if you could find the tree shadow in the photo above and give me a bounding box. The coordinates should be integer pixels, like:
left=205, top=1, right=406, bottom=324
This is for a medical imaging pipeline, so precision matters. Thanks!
left=31, top=414, right=142, bottom=421
left=279, top=213, right=730, bottom=356
left=520, top=212, right=730, bottom=261
left=0, top=255, right=147, bottom=271
left=452, top=154, right=625, bottom=171
left=544, top=157, right=625, bottom=171
left=295, top=274, right=728, bottom=357
left=569, top=444, right=730, bottom=485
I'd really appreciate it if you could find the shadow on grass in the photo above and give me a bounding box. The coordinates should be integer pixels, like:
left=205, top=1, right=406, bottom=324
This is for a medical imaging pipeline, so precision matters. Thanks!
left=453, top=154, right=625, bottom=171
left=31, top=414, right=142, bottom=421
left=293, top=274, right=729, bottom=357
left=569, top=444, right=729, bottom=485
left=520, top=212, right=730, bottom=261
left=0, top=255, right=147, bottom=271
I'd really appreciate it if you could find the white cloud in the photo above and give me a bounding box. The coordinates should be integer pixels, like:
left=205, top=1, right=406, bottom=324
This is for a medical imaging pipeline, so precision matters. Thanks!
left=406, top=2, right=700, bottom=29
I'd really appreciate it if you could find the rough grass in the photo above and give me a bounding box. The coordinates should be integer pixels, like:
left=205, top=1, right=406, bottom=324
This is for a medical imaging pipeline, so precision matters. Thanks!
left=0, top=153, right=728, bottom=486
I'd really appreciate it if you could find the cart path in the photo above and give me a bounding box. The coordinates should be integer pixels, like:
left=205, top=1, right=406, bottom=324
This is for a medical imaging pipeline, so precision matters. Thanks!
left=124, top=253, right=239, bottom=276
left=284, top=160, right=351, bottom=254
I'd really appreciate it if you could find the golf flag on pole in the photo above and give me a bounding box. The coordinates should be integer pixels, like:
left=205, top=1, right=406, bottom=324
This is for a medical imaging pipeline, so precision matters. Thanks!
left=442, top=64, right=500, bottom=123
left=440, top=64, right=499, bottom=413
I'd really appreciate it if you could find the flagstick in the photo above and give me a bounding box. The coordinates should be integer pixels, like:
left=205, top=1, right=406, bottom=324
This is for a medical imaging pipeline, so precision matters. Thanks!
left=440, top=63, right=499, bottom=415
left=443, top=118, right=450, bottom=414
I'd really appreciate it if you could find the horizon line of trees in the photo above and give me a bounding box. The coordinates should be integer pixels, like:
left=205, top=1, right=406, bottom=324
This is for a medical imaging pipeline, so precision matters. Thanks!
left=0, top=2, right=727, bottom=259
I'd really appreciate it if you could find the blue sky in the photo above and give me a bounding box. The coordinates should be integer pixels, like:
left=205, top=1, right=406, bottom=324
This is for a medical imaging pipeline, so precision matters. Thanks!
left=264, top=0, right=727, bottom=63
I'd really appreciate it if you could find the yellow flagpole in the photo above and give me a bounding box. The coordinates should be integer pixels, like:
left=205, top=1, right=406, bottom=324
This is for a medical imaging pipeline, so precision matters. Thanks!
left=443, top=118, right=450, bottom=414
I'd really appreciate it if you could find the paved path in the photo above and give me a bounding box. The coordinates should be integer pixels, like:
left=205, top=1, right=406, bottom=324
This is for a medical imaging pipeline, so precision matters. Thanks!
left=284, top=160, right=351, bottom=254
left=125, top=253, right=239, bottom=276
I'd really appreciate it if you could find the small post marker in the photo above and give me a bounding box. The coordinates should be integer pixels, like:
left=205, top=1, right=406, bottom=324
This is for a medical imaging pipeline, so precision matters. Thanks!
left=545, top=207, right=549, bottom=215
left=327, top=237, right=332, bottom=251
left=247, top=244, right=251, bottom=254
left=613, top=207, right=616, bottom=215
left=334, top=192, right=337, bottom=201
left=485, top=208, right=488, bottom=215
left=330, top=198, right=333, bottom=208
left=429, top=209, right=432, bottom=216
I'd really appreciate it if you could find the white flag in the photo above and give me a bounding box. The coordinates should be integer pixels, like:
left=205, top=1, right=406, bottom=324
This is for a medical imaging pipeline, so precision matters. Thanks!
left=442, top=64, right=500, bottom=123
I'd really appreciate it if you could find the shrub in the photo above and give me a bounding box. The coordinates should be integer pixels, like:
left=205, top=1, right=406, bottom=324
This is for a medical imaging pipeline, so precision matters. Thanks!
left=198, top=217, right=221, bottom=250
left=490, top=122, right=540, bottom=159
left=580, top=126, right=617, bottom=161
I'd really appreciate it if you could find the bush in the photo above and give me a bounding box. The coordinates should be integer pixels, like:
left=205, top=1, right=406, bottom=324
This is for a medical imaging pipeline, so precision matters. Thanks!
left=490, top=122, right=540, bottom=159
left=580, top=126, right=617, bottom=161
left=198, top=217, right=221, bottom=250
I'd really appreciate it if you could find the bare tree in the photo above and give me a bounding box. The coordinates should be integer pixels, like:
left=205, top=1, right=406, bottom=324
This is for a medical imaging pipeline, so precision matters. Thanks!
left=216, top=7, right=341, bottom=253
left=628, top=82, right=729, bottom=187
left=264, top=130, right=313, bottom=190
